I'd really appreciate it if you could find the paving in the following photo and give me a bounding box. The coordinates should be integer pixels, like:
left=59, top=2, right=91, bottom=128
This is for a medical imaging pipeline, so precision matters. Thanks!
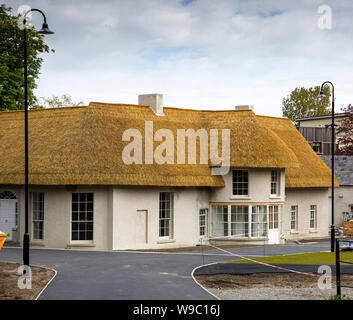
left=0, top=241, right=331, bottom=300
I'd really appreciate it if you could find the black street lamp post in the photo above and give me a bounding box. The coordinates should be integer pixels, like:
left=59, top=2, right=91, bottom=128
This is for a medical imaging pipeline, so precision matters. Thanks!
left=318, top=81, right=336, bottom=253
left=22, top=9, right=54, bottom=266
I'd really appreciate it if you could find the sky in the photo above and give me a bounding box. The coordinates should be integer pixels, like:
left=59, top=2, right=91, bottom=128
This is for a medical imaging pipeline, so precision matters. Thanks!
left=4, top=0, right=353, bottom=116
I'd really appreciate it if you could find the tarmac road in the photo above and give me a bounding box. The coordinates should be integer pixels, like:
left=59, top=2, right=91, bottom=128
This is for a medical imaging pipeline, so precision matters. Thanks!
left=0, top=241, right=331, bottom=300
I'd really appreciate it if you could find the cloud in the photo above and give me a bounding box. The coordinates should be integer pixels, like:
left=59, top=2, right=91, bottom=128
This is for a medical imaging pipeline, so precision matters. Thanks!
left=4, top=0, right=353, bottom=116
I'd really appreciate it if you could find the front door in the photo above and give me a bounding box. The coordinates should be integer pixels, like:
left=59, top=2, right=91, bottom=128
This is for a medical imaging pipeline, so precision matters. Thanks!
left=0, top=200, right=16, bottom=241
left=268, top=205, right=279, bottom=244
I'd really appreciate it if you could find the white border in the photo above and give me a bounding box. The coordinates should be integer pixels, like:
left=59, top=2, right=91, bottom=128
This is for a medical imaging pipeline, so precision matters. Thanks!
left=191, top=262, right=221, bottom=300
left=35, top=266, right=57, bottom=300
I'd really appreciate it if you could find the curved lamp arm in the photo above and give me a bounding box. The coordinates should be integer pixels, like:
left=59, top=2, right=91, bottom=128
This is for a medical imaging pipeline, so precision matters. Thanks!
left=319, top=81, right=334, bottom=102
left=22, top=8, right=54, bottom=34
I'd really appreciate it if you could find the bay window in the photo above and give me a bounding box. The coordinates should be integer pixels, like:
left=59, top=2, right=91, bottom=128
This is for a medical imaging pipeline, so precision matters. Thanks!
left=212, top=204, right=278, bottom=238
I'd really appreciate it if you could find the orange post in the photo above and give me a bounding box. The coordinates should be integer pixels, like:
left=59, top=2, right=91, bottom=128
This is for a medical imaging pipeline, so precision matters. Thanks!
left=0, top=231, right=8, bottom=251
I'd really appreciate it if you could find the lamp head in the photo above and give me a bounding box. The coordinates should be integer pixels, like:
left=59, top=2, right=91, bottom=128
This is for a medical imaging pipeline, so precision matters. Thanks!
left=317, top=90, right=327, bottom=103
left=38, top=23, right=54, bottom=35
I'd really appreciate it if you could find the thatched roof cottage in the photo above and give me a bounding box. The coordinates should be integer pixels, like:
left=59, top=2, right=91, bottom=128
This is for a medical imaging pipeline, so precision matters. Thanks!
left=0, top=94, right=337, bottom=250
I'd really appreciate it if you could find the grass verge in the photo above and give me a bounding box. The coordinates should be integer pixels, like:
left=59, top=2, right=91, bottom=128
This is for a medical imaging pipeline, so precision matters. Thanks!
left=225, top=251, right=353, bottom=265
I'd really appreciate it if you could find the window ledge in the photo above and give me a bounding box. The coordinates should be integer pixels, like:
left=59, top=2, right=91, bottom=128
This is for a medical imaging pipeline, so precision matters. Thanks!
left=30, top=241, right=45, bottom=246
left=269, top=195, right=281, bottom=199
left=157, top=239, right=176, bottom=244
left=67, top=242, right=96, bottom=248
left=211, top=237, right=267, bottom=241
left=230, top=196, right=251, bottom=200
left=290, top=230, right=299, bottom=234
left=309, top=229, right=318, bottom=233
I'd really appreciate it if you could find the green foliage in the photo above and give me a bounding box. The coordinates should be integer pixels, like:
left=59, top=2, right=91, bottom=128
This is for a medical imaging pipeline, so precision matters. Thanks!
left=328, top=294, right=350, bottom=300
left=336, top=104, right=353, bottom=155
left=0, top=5, right=52, bottom=111
left=282, top=86, right=331, bottom=124
left=40, top=94, right=84, bottom=108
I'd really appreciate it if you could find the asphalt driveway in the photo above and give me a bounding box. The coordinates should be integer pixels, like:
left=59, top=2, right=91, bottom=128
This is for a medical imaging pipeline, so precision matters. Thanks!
left=0, top=242, right=330, bottom=300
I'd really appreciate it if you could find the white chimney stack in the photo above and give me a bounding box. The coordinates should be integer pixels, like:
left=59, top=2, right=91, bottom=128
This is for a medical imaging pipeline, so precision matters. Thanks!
left=235, top=105, right=254, bottom=111
left=138, top=94, right=164, bottom=116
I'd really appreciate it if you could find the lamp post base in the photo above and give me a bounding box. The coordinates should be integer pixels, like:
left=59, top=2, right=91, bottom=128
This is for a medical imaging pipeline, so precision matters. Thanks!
left=331, top=226, right=335, bottom=252
left=23, top=233, right=30, bottom=266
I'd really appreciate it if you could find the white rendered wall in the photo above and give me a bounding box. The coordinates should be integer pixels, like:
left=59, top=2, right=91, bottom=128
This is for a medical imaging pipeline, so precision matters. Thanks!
left=283, top=188, right=329, bottom=240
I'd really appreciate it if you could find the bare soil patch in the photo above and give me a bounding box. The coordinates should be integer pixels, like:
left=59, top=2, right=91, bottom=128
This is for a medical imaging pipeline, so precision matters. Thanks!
left=0, top=262, right=55, bottom=300
left=195, top=273, right=353, bottom=290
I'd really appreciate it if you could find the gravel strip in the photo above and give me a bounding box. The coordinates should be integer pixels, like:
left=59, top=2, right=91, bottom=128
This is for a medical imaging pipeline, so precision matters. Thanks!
left=208, top=287, right=353, bottom=300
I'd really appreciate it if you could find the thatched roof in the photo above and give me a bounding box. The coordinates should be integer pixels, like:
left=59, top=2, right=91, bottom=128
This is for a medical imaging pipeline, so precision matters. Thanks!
left=257, top=115, right=338, bottom=188
left=0, top=102, right=332, bottom=188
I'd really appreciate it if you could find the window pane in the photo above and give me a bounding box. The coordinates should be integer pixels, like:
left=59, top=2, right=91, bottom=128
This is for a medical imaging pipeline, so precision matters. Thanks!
left=72, top=212, right=78, bottom=221
left=159, top=192, right=173, bottom=238
left=87, top=202, right=93, bottom=212
left=87, top=222, right=93, bottom=232
left=87, top=231, right=93, bottom=240
left=199, top=208, right=208, bottom=236
left=79, top=202, right=86, bottom=212
left=87, top=212, right=93, bottom=221
left=79, top=231, right=86, bottom=240
left=71, top=193, right=94, bottom=241
left=79, top=212, right=86, bottom=221
left=32, top=192, right=44, bottom=240
left=251, top=206, right=267, bottom=237
left=230, top=206, right=249, bottom=237
left=72, top=203, right=78, bottom=212
left=232, top=170, right=249, bottom=196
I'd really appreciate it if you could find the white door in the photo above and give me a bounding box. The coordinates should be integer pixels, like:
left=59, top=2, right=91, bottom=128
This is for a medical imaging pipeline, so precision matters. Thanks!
left=268, top=205, right=279, bottom=244
left=0, top=200, right=16, bottom=241
left=135, top=210, right=148, bottom=244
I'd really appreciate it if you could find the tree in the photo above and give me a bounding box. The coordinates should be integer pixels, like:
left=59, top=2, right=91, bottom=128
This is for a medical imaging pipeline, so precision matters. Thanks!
left=0, top=5, right=52, bottom=111
left=282, top=86, right=331, bottom=124
left=40, top=94, right=84, bottom=108
left=336, top=104, right=353, bottom=155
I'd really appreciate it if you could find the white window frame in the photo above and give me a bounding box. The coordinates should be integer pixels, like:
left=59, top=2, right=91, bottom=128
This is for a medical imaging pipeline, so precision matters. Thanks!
left=290, top=205, right=298, bottom=231
left=310, top=205, right=317, bottom=230
left=199, top=208, right=208, bottom=237
left=232, top=170, right=249, bottom=197
left=70, top=192, right=94, bottom=243
left=230, top=205, right=249, bottom=237
left=159, top=192, right=174, bottom=240
left=32, top=192, right=44, bottom=241
left=268, top=205, right=279, bottom=229
left=251, top=205, right=267, bottom=237
left=270, top=170, right=280, bottom=197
